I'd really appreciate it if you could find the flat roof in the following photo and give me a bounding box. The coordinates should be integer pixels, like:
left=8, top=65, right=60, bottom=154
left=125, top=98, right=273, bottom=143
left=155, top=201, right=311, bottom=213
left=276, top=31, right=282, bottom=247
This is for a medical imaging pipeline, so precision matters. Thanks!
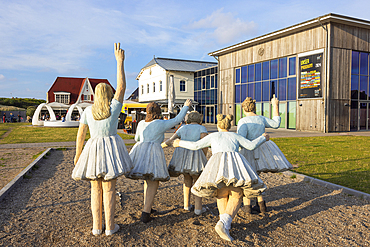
left=209, top=13, right=370, bottom=56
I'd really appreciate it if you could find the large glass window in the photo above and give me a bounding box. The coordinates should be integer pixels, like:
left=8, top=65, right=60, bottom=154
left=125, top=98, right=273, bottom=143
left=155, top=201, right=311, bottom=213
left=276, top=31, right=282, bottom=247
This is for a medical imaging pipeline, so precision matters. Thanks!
left=194, top=66, right=218, bottom=123
left=279, top=57, right=287, bottom=78
left=289, top=57, right=296, bottom=76
left=255, top=63, right=262, bottom=81
left=270, top=59, right=278, bottom=79
left=235, top=85, right=241, bottom=103
left=236, top=68, right=240, bottom=84
left=262, top=61, right=269, bottom=80
left=206, top=76, right=210, bottom=89
left=235, top=55, right=297, bottom=128
left=351, top=51, right=370, bottom=131
left=241, top=66, right=248, bottom=83
left=248, top=64, right=255, bottom=82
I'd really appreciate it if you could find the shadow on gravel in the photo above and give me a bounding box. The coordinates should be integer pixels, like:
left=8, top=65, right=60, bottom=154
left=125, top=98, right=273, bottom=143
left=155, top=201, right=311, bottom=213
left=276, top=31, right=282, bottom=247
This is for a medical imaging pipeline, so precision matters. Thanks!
left=232, top=179, right=369, bottom=244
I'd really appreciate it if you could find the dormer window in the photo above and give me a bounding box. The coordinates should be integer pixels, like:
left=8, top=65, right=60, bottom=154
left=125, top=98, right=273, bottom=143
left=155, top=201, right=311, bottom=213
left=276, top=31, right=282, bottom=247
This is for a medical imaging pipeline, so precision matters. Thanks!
left=54, top=92, right=70, bottom=104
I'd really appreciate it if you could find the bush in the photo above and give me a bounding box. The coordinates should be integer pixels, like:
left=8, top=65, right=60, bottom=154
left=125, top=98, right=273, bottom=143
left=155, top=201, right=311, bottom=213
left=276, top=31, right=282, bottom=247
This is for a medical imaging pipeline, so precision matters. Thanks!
left=27, top=106, right=36, bottom=116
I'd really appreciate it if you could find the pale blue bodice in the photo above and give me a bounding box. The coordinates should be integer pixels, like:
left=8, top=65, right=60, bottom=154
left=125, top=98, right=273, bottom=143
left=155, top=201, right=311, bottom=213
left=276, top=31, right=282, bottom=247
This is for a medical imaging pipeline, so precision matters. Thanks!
left=135, top=106, right=189, bottom=143
left=80, top=99, right=122, bottom=139
left=237, top=116, right=280, bottom=140
left=179, top=132, right=266, bottom=154
left=176, top=124, right=208, bottom=141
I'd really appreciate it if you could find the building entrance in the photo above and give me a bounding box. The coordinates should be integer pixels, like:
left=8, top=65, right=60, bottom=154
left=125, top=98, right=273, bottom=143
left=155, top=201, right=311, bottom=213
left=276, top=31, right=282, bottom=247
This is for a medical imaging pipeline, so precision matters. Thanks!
left=205, top=106, right=215, bottom=123
left=351, top=101, right=370, bottom=130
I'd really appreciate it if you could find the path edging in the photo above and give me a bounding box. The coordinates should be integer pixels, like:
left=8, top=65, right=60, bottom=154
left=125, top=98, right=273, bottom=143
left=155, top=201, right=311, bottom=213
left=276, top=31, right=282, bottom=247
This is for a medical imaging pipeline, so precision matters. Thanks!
left=283, top=171, right=370, bottom=201
left=0, top=148, right=52, bottom=202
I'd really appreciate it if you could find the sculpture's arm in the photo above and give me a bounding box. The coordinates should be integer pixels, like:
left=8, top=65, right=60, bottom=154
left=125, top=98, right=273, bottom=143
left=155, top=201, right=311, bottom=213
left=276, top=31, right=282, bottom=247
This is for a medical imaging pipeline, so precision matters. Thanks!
left=161, top=133, right=179, bottom=148
left=74, top=123, right=88, bottom=165
left=200, top=132, right=209, bottom=156
left=113, top=43, right=126, bottom=103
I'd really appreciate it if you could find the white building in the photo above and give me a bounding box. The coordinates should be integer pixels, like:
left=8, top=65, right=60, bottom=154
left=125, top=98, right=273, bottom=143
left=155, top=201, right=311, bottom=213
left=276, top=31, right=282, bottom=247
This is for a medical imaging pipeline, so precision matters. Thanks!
left=136, top=57, right=217, bottom=108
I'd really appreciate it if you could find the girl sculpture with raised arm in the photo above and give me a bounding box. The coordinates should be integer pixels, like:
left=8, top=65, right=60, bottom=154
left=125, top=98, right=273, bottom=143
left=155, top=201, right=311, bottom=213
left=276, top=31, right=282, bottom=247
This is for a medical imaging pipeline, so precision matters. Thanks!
left=173, top=114, right=269, bottom=242
left=126, top=99, right=192, bottom=223
left=72, top=43, right=133, bottom=236
left=237, top=95, right=292, bottom=214
left=162, top=111, right=208, bottom=215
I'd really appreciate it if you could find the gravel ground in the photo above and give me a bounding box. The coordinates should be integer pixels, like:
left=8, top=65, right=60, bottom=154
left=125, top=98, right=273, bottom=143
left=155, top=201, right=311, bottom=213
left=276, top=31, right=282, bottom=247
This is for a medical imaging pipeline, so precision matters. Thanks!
left=0, top=147, right=369, bottom=246
left=0, top=147, right=46, bottom=190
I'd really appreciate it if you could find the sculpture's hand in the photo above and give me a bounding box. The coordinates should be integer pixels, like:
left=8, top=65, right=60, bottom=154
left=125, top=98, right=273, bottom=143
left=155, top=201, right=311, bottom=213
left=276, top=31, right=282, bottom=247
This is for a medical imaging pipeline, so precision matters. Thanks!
left=184, top=99, right=192, bottom=107
left=114, top=43, right=125, bottom=62
left=161, top=142, right=168, bottom=148
left=173, top=139, right=180, bottom=147
left=271, top=94, right=279, bottom=106
left=262, top=133, right=270, bottom=141
left=74, top=155, right=79, bottom=165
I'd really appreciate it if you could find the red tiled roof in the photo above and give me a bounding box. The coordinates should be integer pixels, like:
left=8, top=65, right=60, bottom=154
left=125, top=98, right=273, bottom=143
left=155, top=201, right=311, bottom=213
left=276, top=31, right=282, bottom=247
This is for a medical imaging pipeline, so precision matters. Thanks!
left=47, top=77, right=115, bottom=104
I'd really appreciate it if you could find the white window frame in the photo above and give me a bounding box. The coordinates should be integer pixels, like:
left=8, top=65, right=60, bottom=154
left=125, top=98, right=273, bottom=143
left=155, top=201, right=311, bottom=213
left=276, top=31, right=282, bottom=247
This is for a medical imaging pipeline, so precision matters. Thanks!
left=180, top=80, right=186, bottom=92
left=54, top=92, right=70, bottom=104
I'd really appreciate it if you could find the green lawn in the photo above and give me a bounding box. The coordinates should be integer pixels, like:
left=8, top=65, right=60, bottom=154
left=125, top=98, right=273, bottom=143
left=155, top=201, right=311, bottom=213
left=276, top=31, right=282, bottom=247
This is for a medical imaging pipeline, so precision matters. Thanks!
left=273, top=136, right=370, bottom=194
left=0, top=123, right=134, bottom=143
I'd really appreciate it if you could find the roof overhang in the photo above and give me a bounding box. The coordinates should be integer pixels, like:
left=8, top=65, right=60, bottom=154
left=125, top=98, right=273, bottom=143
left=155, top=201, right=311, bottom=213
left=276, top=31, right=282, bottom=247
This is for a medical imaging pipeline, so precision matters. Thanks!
left=208, top=13, right=370, bottom=57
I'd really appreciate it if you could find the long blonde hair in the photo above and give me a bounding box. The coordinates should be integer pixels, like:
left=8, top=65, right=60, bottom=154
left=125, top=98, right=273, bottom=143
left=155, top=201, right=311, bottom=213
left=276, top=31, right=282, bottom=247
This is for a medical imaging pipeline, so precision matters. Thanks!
left=92, top=83, right=114, bottom=120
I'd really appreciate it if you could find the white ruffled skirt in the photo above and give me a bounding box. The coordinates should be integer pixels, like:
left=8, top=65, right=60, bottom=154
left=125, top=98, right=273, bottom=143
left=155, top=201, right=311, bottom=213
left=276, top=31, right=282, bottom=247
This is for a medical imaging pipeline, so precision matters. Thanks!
left=126, top=142, right=170, bottom=181
left=168, top=147, right=208, bottom=177
left=239, top=140, right=292, bottom=174
left=191, top=152, right=266, bottom=199
left=72, top=134, right=133, bottom=181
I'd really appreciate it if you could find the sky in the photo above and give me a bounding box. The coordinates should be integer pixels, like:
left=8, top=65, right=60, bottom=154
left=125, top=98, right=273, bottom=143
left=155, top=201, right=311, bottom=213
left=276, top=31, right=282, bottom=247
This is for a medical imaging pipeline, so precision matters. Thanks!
left=1, top=0, right=370, bottom=100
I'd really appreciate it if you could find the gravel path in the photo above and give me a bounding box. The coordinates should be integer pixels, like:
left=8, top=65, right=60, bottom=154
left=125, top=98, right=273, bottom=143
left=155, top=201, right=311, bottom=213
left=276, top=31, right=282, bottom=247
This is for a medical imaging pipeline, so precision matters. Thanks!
left=0, top=148, right=369, bottom=246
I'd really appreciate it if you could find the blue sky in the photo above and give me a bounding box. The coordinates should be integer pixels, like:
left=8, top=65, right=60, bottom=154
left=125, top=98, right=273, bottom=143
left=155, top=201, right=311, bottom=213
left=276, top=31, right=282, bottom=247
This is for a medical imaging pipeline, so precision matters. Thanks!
left=1, top=0, right=370, bottom=100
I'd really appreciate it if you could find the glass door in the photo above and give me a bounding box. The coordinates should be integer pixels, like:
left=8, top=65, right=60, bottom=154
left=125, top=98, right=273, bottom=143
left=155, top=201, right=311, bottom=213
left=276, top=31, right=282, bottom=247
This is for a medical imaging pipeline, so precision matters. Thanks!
left=352, top=101, right=370, bottom=130
left=206, top=106, right=215, bottom=123
left=359, top=102, right=369, bottom=130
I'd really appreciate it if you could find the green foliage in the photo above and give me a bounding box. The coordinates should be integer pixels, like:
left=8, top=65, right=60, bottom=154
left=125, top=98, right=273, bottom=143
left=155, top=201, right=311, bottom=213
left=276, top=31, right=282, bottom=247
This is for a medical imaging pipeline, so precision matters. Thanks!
left=273, top=136, right=370, bottom=194
left=0, top=97, right=45, bottom=109
left=26, top=106, right=37, bottom=116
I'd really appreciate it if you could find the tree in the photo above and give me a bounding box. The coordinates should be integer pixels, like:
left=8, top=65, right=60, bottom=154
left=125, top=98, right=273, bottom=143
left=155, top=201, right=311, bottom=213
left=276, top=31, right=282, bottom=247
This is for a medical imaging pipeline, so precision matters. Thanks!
left=27, top=106, right=36, bottom=117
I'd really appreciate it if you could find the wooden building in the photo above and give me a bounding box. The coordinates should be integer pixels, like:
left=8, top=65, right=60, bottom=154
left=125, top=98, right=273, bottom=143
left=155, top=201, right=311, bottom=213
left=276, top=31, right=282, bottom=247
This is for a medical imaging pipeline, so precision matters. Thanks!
left=209, top=13, right=370, bottom=132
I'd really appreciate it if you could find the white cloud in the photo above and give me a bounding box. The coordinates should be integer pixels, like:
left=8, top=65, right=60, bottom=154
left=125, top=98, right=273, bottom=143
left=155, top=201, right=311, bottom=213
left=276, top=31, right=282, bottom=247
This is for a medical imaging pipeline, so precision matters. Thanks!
left=187, top=8, right=257, bottom=45
left=0, top=74, right=5, bottom=80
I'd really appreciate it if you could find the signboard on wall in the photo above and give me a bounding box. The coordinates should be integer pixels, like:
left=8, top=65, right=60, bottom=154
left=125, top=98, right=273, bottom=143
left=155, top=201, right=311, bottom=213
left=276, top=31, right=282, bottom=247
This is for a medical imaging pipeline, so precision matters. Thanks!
left=298, top=53, right=323, bottom=98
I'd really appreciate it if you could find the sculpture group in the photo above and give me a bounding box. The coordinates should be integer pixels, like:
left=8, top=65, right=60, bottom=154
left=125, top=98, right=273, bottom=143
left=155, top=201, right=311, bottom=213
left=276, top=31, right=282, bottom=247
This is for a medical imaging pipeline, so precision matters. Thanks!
left=72, top=43, right=292, bottom=241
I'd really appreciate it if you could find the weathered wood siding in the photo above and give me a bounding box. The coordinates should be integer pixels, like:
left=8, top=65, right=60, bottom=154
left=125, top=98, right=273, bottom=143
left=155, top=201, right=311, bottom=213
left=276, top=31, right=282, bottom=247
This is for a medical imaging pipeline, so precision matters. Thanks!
left=327, top=47, right=351, bottom=131
left=331, top=23, right=370, bottom=52
left=296, top=99, right=325, bottom=131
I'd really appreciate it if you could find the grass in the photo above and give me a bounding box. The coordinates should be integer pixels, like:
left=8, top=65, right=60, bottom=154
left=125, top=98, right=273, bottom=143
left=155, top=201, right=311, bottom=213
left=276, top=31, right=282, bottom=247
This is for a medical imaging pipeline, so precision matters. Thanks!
left=0, top=124, right=134, bottom=143
left=273, top=136, right=370, bottom=194
left=32, top=150, right=45, bottom=159
left=0, top=123, right=29, bottom=138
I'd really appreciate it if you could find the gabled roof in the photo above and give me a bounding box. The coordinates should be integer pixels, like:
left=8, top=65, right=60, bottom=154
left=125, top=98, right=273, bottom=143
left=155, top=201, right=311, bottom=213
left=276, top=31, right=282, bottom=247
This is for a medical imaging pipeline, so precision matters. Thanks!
left=47, top=77, right=115, bottom=104
left=209, top=13, right=370, bottom=56
left=137, top=57, right=217, bottom=79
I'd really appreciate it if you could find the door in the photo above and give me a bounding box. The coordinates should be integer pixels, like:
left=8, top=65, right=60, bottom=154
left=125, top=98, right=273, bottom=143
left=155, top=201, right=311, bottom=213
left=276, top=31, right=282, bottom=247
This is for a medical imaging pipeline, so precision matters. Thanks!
left=206, top=106, right=215, bottom=123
